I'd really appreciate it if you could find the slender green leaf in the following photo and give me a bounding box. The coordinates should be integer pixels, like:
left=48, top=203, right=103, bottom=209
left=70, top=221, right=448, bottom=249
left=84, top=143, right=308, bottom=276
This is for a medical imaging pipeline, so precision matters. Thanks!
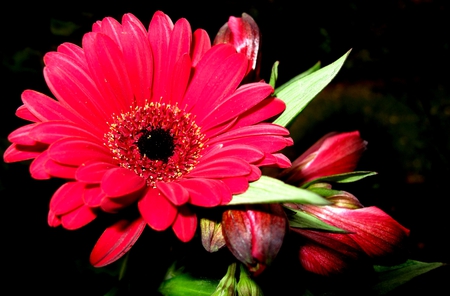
left=301, top=171, right=377, bottom=188
left=307, top=187, right=342, bottom=197
left=273, top=50, right=351, bottom=127
left=228, top=176, right=330, bottom=205
left=269, top=61, right=279, bottom=88
left=286, top=207, right=346, bottom=232
left=275, top=61, right=321, bottom=94
left=371, top=260, right=445, bottom=295
left=158, top=273, right=219, bottom=296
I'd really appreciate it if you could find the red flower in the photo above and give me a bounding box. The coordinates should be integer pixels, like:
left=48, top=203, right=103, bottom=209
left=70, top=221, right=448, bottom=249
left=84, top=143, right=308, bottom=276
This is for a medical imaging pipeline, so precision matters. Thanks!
left=3, top=11, right=293, bottom=266
left=214, top=13, right=261, bottom=82
left=279, top=131, right=367, bottom=186
left=289, top=204, right=410, bottom=275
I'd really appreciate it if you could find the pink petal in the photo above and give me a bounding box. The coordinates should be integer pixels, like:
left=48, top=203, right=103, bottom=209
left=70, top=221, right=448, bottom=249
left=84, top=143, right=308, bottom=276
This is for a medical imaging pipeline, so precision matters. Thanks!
left=83, top=184, right=105, bottom=207
left=82, top=32, right=134, bottom=110
left=157, top=181, right=189, bottom=206
left=200, top=143, right=264, bottom=164
left=254, top=152, right=292, bottom=168
left=30, top=121, right=100, bottom=145
left=48, top=137, right=112, bottom=166
left=48, top=209, right=61, bottom=227
left=138, top=188, right=177, bottom=231
left=44, top=158, right=78, bottom=179
left=76, top=161, right=117, bottom=183
left=90, top=217, right=146, bottom=267
left=172, top=206, right=197, bottom=242
left=8, top=124, right=38, bottom=145
left=49, top=182, right=85, bottom=215
left=178, top=178, right=230, bottom=207
left=61, top=205, right=97, bottom=230
left=148, top=11, right=174, bottom=101
left=30, top=151, right=52, bottom=180
left=199, top=82, right=274, bottom=130
left=187, top=157, right=251, bottom=178
left=3, top=143, right=46, bottom=163
left=191, top=29, right=211, bottom=67
left=101, top=167, right=146, bottom=197
left=233, top=97, right=286, bottom=128
left=120, top=13, right=153, bottom=106
left=167, top=53, right=192, bottom=105
left=220, top=176, right=250, bottom=196
left=16, top=104, right=39, bottom=122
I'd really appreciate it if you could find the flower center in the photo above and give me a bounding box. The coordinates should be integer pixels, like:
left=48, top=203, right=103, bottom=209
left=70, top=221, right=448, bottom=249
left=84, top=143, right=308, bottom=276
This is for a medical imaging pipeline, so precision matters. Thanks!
left=105, top=102, right=206, bottom=187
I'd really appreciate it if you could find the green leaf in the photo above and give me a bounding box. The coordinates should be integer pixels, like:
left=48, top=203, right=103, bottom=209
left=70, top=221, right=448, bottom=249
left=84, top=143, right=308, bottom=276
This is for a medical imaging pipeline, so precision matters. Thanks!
left=273, top=50, right=350, bottom=128
left=228, top=176, right=330, bottom=205
left=286, top=207, right=346, bottom=232
left=158, top=273, right=219, bottom=296
left=306, top=187, right=342, bottom=197
left=371, top=260, right=445, bottom=295
left=269, top=61, right=279, bottom=88
left=301, top=171, right=377, bottom=188
left=275, top=61, right=321, bottom=94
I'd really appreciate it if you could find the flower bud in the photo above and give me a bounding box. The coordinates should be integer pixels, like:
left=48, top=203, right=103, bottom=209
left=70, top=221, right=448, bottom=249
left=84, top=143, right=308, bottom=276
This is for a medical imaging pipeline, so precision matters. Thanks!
left=222, top=204, right=287, bottom=276
left=214, top=13, right=261, bottom=82
left=236, top=264, right=264, bottom=296
left=211, top=263, right=237, bottom=296
left=200, top=217, right=226, bottom=253
left=279, top=131, right=367, bottom=186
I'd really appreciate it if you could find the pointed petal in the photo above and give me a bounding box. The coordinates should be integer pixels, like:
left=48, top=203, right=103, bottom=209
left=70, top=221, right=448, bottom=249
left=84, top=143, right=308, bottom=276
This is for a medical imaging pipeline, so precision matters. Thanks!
left=178, top=178, right=230, bottom=207
left=138, top=188, right=177, bottom=231
left=101, top=167, right=146, bottom=197
left=172, top=206, right=197, bottom=242
left=49, top=182, right=85, bottom=215
left=16, top=104, right=39, bottom=122
left=234, top=97, right=286, bottom=128
left=61, top=205, right=97, bottom=230
left=90, top=217, right=146, bottom=267
left=157, top=181, right=189, bottom=206
left=191, top=29, right=211, bottom=67
left=8, top=123, right=38, bottom=145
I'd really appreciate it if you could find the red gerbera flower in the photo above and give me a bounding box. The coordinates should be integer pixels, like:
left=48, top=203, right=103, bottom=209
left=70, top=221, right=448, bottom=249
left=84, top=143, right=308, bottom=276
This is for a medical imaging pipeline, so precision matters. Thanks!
left=3, top=11, right=292, bottom=266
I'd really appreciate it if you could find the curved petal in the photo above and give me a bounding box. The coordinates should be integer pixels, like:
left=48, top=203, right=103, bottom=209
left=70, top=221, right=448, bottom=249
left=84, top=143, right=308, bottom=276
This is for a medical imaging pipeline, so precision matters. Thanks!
left=30, top=121, right=100, bottom=145
left=76, top=161, right=117, bottom=183
left=48, top=137, right=112, bottom=166
left=172, top=205, right=197, bottom=242
left=101, top=167, right=146, bottom=198
left=187, top=157, right=251, bottom=178
left=138, top=187, right=177, bottom=231
left=90, top=217, right=146, bottom=267
left=179, top=178, right=230, bottom=207
left=16, top=104, right=39, bottom=122
left=61, top=205, right=97, bottom=230
left=157, top=181, right=189, bottom=206
left=49, top=182, right=85, bottom=216
left=44, top=158, right=78, bottom=179
left=83, top=184, right=105, bottom=207
left=191, top=29, right=211, bottom=67
left=30, top=150, right=52, bottom=180
left=3, top=143, right=46, bottom=163
left=8, top=124, right=38, bottom=145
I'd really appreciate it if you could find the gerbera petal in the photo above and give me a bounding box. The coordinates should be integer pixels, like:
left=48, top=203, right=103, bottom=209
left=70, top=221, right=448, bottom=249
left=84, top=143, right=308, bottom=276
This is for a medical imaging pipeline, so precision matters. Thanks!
left=92, top=17, right=123, bottom=48
left=44, top=158, right=78, bottom=179
left=167, top=53, right=192, bottom=105
left=148, top=11, right=174, bottom=101
left=21, top=90, right=81, bottom=123
left=16, top=104, right=39, bottom=122
left=187, top=157, right=251, bottom=178
left=90, top=217, right=147, bottom=267
left=83, top=184, right=105, bottom=207
left=8, top=124, right=38, bottom=145
left=120, top=13, right=153, bottom=106
left=166, top=18, right=191, bottom=87
left=199, top=82, right=274, bottom=129
left=254, top=152, right=292, bottom=168
left=172, top=206, right=197, bottom=242
left=101, top=167, right=146, bottom=198
left=56, top=43, right=86, bottom=64
left=220, top=176, right=250, bottom=195
left=200, top=143, right=265, bottom=164
left=29, top=121, right=100, bottom=145
left=61, top=205, right=97, bottom=230
left=82, top=32, right=133, bottom=111
left=76, top=161, right=116, bottom=183
left=48, top=209, right=61, bottom=227
left=30, top=151, right=52, bottom=180
left=248, top=164, right=262, bottom=181
left=186, top=51, right=248, bottom=117
left=138, top=188, right=177, bottom=231
left=3, top=143, right=46, bottom=163
left=49, top=182, right=85, bottom=216
left=234, top=97, right=286, bottom=128
left=157, top=182, right=189, bottom=206
left=179, top=178, right=230, bottom=207
left=181, top=43, right=238, bottom=108
left=191, top=29, right=211, bottom=67
left=48, top=138, right=111, bottom=166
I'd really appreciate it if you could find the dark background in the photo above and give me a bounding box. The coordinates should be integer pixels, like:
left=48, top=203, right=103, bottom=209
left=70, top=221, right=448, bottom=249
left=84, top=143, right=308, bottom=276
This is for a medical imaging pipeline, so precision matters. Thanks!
left=1, top=0, right=449, bottom=294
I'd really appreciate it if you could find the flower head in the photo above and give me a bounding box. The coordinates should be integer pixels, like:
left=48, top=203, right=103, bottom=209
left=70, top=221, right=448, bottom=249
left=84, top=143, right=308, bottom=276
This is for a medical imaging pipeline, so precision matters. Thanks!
left=279, top=131, right=367, bottom=186
left=3, top=11, right=292, bottom=266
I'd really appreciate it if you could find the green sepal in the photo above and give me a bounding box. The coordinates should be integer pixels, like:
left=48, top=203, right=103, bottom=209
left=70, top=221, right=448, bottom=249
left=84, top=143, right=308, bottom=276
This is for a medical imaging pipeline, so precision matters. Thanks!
left=228, top=176, right=330, bottom=206
left=371, top=260, right=445, bottom=295
left=158, top=273, right=219, bottom=296
left=269, top=61, right=279, bottom=88
left=285, top=207, right=346, bottom=232
left=301, top=171, right=378, bottom=188
left=273, top=50, right=350, bottom=128
left=306, top=187, right=342, bottom=198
